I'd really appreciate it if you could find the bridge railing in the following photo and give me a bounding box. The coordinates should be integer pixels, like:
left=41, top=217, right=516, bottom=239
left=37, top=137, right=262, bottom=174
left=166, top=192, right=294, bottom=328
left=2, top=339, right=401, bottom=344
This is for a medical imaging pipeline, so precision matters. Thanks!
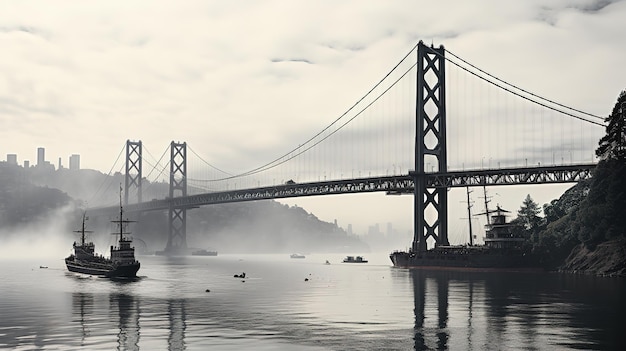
left=88, top=163, right=595, bottom=217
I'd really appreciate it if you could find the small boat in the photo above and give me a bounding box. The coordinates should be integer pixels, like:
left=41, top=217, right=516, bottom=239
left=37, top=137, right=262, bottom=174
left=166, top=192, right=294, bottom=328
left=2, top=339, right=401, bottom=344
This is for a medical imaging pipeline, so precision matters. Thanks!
left=65, top=189, right=140, bottom=278
left=324, top=260, right=331, bottom=265
left=343, top=256, right=368, bottom=263
left=290, top=253, right=305, bottom=259
left=192, top=249, right=218, bottom=256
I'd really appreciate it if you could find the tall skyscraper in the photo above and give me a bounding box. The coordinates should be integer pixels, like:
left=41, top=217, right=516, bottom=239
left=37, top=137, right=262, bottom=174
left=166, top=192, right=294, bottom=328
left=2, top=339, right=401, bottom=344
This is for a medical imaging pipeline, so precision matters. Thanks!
left=37, top=147, right=45, bottom=167
left=69, top=154, right=80, bottom=170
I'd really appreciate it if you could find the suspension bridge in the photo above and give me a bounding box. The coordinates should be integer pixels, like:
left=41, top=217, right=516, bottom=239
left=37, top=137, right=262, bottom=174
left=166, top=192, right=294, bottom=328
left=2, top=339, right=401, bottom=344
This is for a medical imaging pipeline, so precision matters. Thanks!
left=88, top=41, right=603, bottom=254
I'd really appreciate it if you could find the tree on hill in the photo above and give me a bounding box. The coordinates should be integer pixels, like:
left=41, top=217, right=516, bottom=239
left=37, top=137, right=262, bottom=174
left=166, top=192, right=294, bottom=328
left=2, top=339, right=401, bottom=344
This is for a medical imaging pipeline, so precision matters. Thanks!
left=517, top=194, right=542, bottom=232
left=596, top=90, right=626, bottom=161
left=527, top=91, right=626, bottom=268
left=532, top=182, right=589, bottom=266
left=572, top=90, right=626, bottom=248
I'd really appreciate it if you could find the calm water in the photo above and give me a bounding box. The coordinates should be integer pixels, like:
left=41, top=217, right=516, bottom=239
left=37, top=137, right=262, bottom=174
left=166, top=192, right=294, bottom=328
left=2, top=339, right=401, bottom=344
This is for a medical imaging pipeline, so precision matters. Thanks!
left=1, top=253, right=624, bottom=350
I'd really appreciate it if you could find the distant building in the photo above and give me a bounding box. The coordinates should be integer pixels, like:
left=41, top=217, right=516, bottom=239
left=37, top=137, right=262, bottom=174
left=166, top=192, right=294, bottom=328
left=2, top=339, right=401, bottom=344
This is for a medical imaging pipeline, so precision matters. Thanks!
left=368, top=223, right=381, bottom=236
left=24, top=160, right=29, bottom=168
left=58, top=157, right=62, bottom=169
left=6, top=154, right=17, bottom=165
left=37, top=147, right=45, bottom=167
left=69, top=154, right=80, bottom=170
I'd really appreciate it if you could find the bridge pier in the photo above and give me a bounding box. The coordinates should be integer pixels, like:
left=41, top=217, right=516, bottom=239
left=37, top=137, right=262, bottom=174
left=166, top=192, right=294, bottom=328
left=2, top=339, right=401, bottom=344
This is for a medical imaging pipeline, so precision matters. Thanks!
left=166, top=141, right=188, bottom=254
left=413, top=41, right=449, bottom=252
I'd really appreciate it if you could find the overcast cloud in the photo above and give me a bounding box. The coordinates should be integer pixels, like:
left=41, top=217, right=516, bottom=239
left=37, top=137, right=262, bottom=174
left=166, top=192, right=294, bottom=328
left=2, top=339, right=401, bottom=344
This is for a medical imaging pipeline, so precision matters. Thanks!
left=1, top=0, right=625, bottom=238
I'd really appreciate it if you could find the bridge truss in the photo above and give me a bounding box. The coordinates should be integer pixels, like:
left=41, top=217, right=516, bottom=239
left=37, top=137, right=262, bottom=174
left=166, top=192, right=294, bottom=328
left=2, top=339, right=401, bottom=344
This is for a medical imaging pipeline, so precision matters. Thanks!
left=90, top=164, right=594, bottom=216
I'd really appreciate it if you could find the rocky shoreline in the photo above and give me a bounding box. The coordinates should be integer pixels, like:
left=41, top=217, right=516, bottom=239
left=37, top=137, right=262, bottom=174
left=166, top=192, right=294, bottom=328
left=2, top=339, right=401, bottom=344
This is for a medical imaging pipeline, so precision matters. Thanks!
left=559, top=237, right=626, bottom=277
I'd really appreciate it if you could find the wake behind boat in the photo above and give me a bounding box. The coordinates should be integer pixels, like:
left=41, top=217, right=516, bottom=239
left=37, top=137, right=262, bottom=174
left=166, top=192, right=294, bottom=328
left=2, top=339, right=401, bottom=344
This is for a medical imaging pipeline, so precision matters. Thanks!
left=65, top=189, right=140, bottom=278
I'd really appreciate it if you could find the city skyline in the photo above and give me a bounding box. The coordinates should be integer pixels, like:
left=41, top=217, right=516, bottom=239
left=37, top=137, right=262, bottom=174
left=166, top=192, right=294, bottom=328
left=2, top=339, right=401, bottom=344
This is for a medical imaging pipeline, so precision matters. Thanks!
left=4, top=146, right=80, bottom=170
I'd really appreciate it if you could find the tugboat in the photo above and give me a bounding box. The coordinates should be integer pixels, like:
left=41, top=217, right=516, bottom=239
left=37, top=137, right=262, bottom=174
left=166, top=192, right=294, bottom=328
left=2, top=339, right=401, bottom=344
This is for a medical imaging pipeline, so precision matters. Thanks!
left=390, top=188, right=535, bottom=270
left=65, top=190, right=141, bottom=278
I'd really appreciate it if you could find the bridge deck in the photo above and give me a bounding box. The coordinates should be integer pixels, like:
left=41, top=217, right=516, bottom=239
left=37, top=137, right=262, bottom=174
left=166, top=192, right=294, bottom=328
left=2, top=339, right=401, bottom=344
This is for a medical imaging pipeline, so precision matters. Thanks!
left=89, top=164, right=595, bottom=216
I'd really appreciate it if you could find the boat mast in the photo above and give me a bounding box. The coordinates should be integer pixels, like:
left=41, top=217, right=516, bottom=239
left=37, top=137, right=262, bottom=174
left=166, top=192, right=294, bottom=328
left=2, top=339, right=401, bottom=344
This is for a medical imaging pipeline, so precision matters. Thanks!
left=466, top=187, right=473, bottom=246
left=119, top=185, right=123, bottom=243
left=73, top=212, right=92, bottom=245
left=481, top=185, right=491, bottom=226
left=81, top=213, right=86, bottom=245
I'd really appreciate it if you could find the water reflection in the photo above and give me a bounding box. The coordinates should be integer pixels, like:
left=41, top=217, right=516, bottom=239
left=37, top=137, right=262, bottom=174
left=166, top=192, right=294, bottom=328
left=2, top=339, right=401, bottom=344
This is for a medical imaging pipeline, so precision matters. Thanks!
left=410, top=270, right=449, bottom=351
left=109, top=293, right=140, bottom=351
left=6, top=258, right=621, bottom=350
left=71, top=292, right=93, bottom=345
left=408, top=269, right=626, bottom=350
left=70, top=289, right=142, bottom=350
left=167, top=300, right=186, bottom=351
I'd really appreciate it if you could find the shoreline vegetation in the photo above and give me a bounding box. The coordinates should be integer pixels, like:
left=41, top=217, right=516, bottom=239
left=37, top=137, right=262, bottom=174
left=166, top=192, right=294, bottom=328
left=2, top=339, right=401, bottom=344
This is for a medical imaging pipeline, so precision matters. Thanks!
left=541, top=90, right=626, bottom=278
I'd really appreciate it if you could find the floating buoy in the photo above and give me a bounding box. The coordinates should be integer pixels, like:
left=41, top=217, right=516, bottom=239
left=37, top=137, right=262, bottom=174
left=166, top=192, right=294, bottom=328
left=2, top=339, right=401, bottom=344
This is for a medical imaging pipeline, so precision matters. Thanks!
left=205, top=289, right=210, bottom=292
left=304, top=278, right=309, bottom=281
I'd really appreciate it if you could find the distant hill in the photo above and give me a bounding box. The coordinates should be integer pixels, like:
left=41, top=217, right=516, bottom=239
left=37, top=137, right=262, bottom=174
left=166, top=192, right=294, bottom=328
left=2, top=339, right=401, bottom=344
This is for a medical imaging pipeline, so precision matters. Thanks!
left=0, top=163, right=75, bottom=231
left=0, top=162, right=368, bottom=254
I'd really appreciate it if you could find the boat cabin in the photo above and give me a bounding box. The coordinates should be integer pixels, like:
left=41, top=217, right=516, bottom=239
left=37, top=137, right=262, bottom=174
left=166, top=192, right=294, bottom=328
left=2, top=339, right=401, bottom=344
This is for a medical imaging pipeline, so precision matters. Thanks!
left=483, top=206, right=525, bottom=249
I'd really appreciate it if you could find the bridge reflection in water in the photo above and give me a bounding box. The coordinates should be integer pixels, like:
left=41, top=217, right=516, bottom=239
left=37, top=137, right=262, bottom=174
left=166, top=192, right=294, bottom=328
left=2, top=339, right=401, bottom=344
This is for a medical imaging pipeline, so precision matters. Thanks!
left=407, top=269, right=624, bottom=351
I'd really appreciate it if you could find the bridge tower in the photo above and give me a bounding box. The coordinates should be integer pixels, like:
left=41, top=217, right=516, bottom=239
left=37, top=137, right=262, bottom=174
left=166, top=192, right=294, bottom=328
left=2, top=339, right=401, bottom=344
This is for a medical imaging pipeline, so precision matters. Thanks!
left=413, top=41, right=449, bottom=252
left=124, top=140, right=142, bottom=205
left=166, top=141, right=188, bottom=253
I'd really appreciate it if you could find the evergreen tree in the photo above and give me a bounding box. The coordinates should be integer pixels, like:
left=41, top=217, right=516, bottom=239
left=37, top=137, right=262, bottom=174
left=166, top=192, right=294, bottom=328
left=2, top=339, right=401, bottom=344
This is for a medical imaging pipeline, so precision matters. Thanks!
left=517, top=194, right=542, bottom=231
left=596, top=90, right=626, bottom=161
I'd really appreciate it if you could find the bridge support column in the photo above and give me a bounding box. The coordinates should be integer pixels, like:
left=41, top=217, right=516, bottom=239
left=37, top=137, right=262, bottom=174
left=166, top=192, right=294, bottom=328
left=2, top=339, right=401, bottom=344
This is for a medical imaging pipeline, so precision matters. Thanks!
left=124, top=140, right=142, bottom=205
left=413, top=41, right=449, bottom=252
left=166, top=141, right=188, bottom=254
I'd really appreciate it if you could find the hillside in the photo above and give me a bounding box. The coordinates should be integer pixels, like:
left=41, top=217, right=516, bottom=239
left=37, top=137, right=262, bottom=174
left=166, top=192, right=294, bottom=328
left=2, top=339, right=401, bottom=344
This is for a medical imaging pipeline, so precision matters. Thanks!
left=560, top=237, right=626, bottom=277
left=0, top=162, right=368, bottom=254
left=527, top=91, right=626, bottom=276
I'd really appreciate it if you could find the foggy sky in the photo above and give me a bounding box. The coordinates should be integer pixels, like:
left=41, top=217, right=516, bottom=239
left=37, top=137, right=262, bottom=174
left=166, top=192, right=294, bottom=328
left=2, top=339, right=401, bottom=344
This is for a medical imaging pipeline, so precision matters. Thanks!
left=1, top=0, right=625, bottom=237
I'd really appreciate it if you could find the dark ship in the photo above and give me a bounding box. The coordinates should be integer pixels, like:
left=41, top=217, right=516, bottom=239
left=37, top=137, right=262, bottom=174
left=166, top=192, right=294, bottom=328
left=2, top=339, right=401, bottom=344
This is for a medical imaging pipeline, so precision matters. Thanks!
left=65, top=192, right=141, bottom=278
left=390, top=189, right=535, bottom=270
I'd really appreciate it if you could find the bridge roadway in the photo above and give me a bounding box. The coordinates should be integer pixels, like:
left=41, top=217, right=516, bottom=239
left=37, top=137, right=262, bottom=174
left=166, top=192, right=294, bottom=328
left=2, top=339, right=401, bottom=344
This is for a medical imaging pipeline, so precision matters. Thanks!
left=89, top=164, right=595, bottom=216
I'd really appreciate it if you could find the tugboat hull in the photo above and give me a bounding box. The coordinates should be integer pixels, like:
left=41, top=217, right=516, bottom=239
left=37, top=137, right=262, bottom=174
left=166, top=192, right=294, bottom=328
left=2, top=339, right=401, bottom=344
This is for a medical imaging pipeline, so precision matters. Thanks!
left=65, top=258, right=140, bottom=278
